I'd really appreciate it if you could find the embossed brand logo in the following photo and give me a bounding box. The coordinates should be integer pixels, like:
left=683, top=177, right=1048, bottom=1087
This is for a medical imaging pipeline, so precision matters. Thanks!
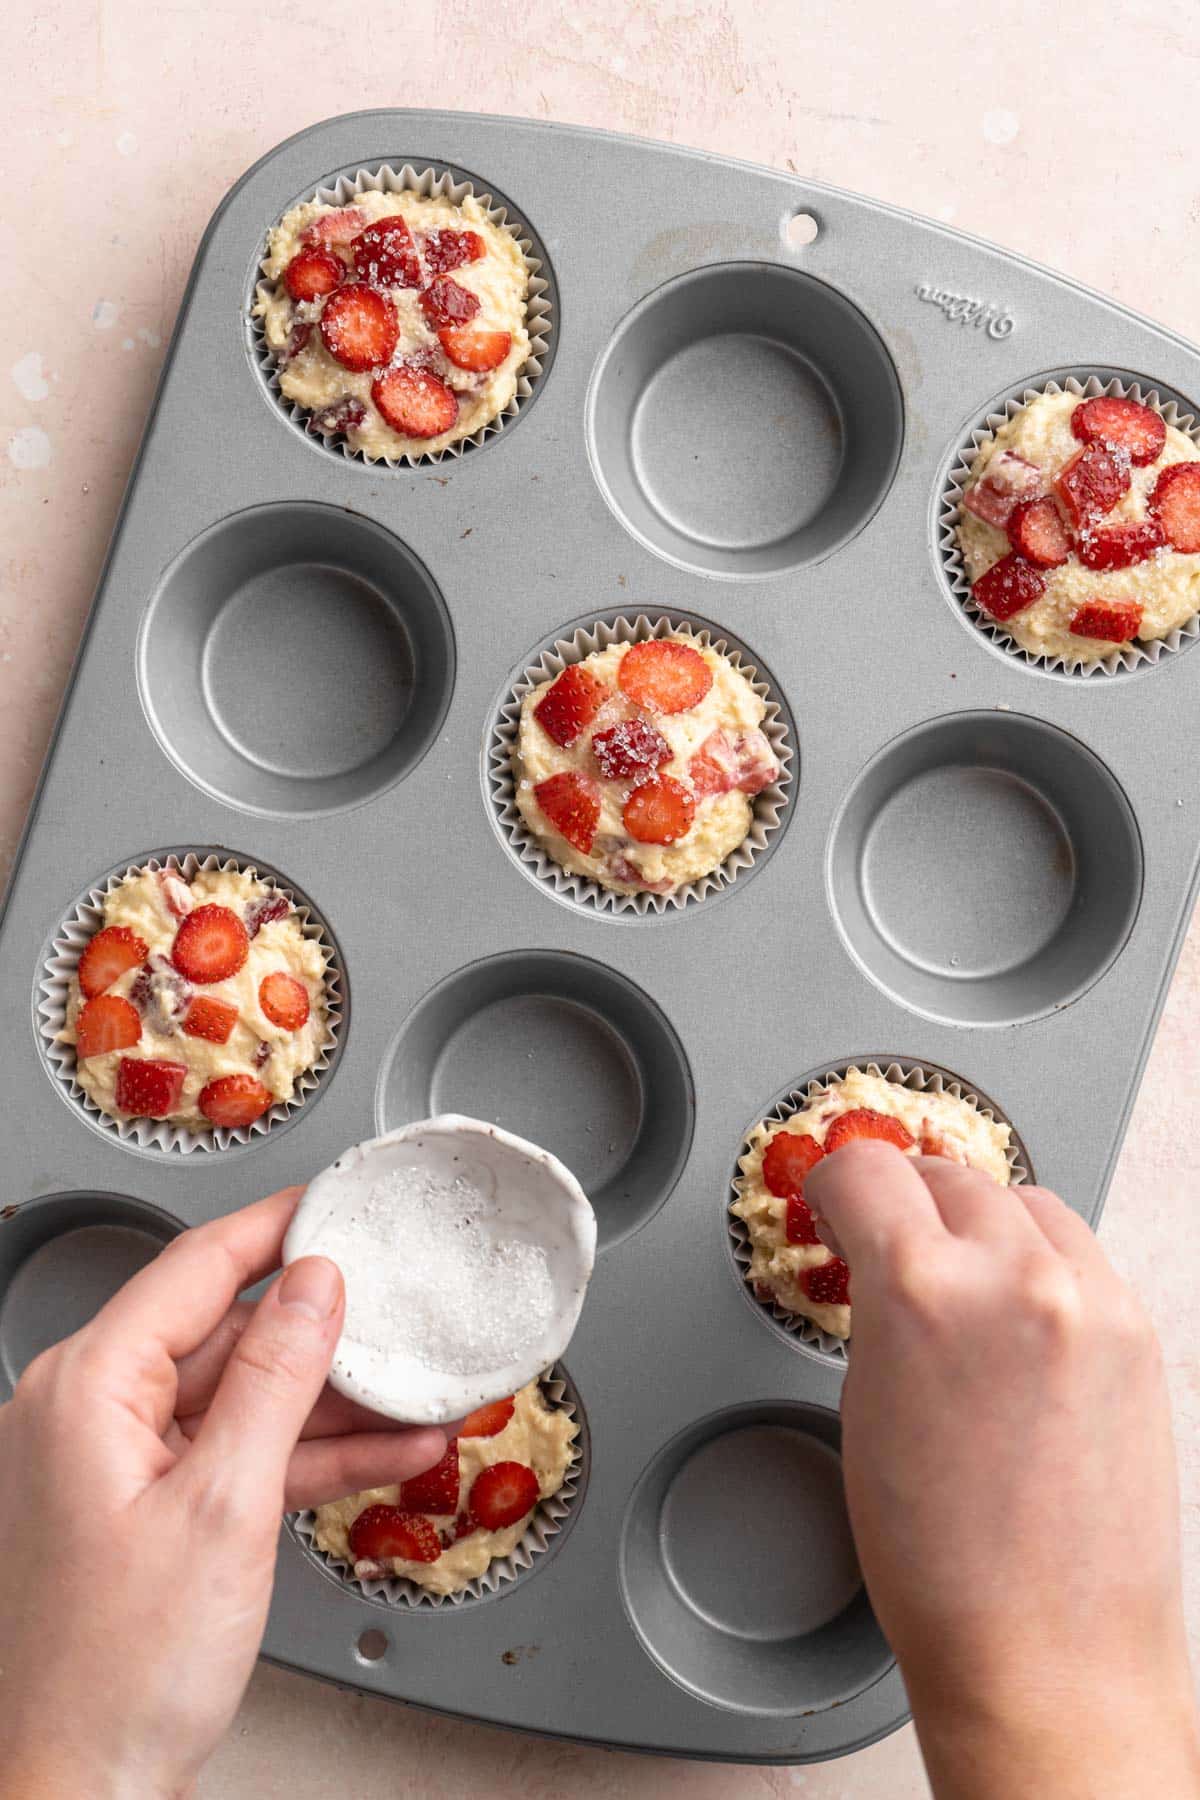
left=916, top=283, right=1014, bottom=340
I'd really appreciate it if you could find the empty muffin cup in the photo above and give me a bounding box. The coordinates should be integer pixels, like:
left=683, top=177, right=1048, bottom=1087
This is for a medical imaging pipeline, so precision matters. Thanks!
left=587, top=262, right=903, bottom=577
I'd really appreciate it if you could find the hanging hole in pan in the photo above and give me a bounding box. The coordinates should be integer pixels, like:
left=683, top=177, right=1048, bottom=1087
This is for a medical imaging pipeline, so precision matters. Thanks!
left=783, top=210, right=820, bottom=251
left=354, top=1629, right=389, bottom=1664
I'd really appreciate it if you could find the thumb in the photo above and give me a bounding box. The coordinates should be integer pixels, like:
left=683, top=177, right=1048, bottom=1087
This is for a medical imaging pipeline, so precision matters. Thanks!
left=181, top=1256, right=344, bottom=1512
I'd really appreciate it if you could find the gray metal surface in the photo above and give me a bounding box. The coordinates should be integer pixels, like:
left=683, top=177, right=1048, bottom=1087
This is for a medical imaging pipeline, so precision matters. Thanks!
left=1, top=108, right=1199, bottom=1763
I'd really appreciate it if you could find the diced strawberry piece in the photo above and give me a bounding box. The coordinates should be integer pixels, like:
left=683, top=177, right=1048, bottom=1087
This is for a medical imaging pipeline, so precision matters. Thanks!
left=609, top=856, right=674, bottom=894
left=623, top=775, right=695, bottom=845
left=919, top=1126, right=966, bottom=1164
left=198, top=1073, right=274, bottom=1129
left=253, top=1039, right=272, bottom=1070
left=592, top=719, right=671, bottom=781
left=468, top=1461, right=540, bottom=1531
left=1054, top=444, right=1131, bottom=529
left=1068, top=600, right=1144, bottom=643
left=618, top=640, right=713, bottom=714
left=171, top=904, right=249, bottom=984
left=244, top=894, right=291, bottom=938
left=284, top=247, right=344, bottom=303
left=459, top=1396, right=516, bottom=1438
left=78, top=925, right=148, bottom=998
left=259, top=971, right=310, bottom=1031
left=419, top=275, right=481, bottom=330
left=399, top=1442, right=461, bottom=1514
left=824, top=1108, right=916, bottom=1153
left=533, top=665, right=607, bottom=748
left=1149, top=463, right=1200, bottom=553
left=182, top=996, right=239, bottom=1045
left=351, top=215, right=422, bottom=288
left=1076, top=521, right=1165, bottom=570
left=1007, top=496, right=1071, bottom=568
left=762, top=1129, right=825, bottom=1199
left=115, top=1057, right=187, bottom=1118
left=961, top=451, right=1043, bottom=529
left=786, top=1194, right=823, bottom=1246
left=734, top=729, right=778, bottom=795
left=803, top=1258, right=850, bottom=1307
left=282, top=322, right=311, bottom=362
left=971, top=553, right=1045, bottom=621
left=421, top=228, right=486, bottom=274
left=158, top=870, right=194, bottom=918
left=688, top=729, right=739, bottom=798
left=349, top=1505, right=442, bottom=1564
left=76, top=994, right=141, bottom=1059
left=534, top=771, right=601, bottom=854
left=307, top=397, right=366, bottom=437
left=437, top=325, right=512, bottom=371
left=320, top=285, right=399, bottom=372
left=128, top=954, right=192, bottom=1032
left=301, top=207, right=366, bottom=248
left=1071, top=395, right=1166, bottom=466
left=371, top=363, right=458, bottom=439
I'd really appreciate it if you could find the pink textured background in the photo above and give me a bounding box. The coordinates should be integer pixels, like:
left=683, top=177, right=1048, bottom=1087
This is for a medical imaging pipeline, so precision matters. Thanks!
left=4, top=4, right=1198, bottom=1794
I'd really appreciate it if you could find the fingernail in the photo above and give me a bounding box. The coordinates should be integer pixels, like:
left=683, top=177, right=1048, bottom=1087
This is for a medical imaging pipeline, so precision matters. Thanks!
left=278, top=1256, right=342, bottom=1321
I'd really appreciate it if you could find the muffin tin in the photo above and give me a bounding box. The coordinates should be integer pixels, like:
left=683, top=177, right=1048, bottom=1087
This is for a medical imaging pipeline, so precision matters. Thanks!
left=2, top=109, right=1200, bottom=1764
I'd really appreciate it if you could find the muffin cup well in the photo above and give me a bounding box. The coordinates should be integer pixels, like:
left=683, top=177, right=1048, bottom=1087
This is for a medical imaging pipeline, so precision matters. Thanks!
left=250, top=162, right=553, bottom=466
left=729, top=1059, right=1031, bottom=1364
left=37, top=851, right=343, bottom=1154
left=939, top=373, right=1200, bottom=676
left=489, top=613, right=795, bottom=917
left=289, top=1368, right=585, bottom=1611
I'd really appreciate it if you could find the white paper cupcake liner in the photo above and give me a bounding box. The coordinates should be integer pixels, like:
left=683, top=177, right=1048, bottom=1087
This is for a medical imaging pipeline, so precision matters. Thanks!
left=729, top=1059, right=1032, bottom=1364
left=289, top=1368, right=585, bottom=1611
left=37, top=850, right=343, bottom=1154
left=489, top=613, right=795, bottom=917
left=250, top=162, right=553, bottom=466
left=940, top=373, right=1200, bottom=676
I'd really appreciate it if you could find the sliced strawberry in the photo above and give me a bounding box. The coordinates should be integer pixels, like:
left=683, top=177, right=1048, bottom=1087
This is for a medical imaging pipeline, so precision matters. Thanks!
left=198, top=1073, right=273, bottom=1129
left=1054, top=444, right=1131, bottom=529
left=349, top=1505, right=441, bottom=1564
left=961, top=451, right=1043, bottom=530
left=351, top=215, right=422, bottom=288
left=76, top=994, right=141, bottom=1059
left=78, top=925, right=148, bottom=998
left=532, top=664, right=607, bottom=748
left=320, top=285, right=399, bottom=372
left=803, top=1258, right=850, bottom=1307
left=618, top=640, right=713, bottom=714
left=172, top=905, right=249, bottom=985
left=919, top=1126, right=965, bottom=1164
left=1007, top=496, right=1070, bottom=568
left=451, top=1512, right=480, bottom=1543
left=244, top=894, right=291, bottom=938
left=1068, top=600, right=1143, bottom=643
left=1149, top=463, right=1200, bottom=553
left=468, top=1461, right=539, bottom=1531
left=534, top=771, right=601, bottom=854
left=307, top=396, right=367, bottom=437
left=824, top=1108, right=916, bottom=1154
left=399, top=1442, right=461, bottom=1514
left=115, top=1057, right=186, bottom=1118
left=158, top=870, right=194, bottom=918
left=623, top=775, right=695, bottom=845
left=420, top=275, right=481, bottom=330
left=421, top=228, right=486, bottom=274
left=688, top=729, right=739, bottom=798
left=371, top=363, right=458, bottom=439
left=762, top=1129, right=825, bottom=1199
left=437, top=324, right=512, bottom=371
left=971, top=553, right=1045, bottom=621
left=592, top=719, right=671, bottom=781
left=182, top=996, right=239, bottom=1045
left=284, top=247, right=344, bottom=303
left=1076, top=521, right=1165, bottom=570
left=301, top=207, right=366, bottom=247
left=1071, top=395, right=1165, bottom=466
left=259, top=971, right=310, bottom=1031
left=786, top=1194, right=823, bottom=1246
left=734, top=729, right=778, bottom=795
left=459, top=1396, right=516, bottom=1439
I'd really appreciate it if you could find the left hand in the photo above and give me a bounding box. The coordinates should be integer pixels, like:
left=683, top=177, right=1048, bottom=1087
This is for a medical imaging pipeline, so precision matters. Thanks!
left=0, top=1185, right=447, bottom=1800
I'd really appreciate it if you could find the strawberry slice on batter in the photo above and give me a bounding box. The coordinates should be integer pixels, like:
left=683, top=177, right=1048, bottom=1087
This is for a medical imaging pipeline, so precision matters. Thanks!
left=399, top=1443, right=461, bottom=1514
left=301, top=207, right=366, bottom=247
left=181, top=996, right=239, bottom=1045
left=438, top=325, right=512, bottom=371
left=115, top=1057, right=187, bottom=1118
left=618, top=640, right=713, bottom=714
left=351, top=216, right=422, bottom=288
left=78, top=925, right=148, bottom=998
left=971, top=553, right=1045, bottom=621
left=734, top=729, right=778, bottom=795
left=320, top=286, right=399, bottom=372
left=786, top=1195, right=823, bottom=1246
left=459, top=1396, right=516, bottom=1438
left=761, top=1129, right=825, bottom=1199
left=1070, top=395, right=1166, bottom=466
left=534, top=771, right=602, bottom=854
left=76, top=994, right=142, bottom=1059
left=158, top=871, right=194, bottom=919
left=259, top=971, right=310, bottom=1031
left=198, top=1073, right=274, bottom=1129
left=1076, top=521, right=1165, bottom=570
left=592, top=719, right=671, bottom=781
left=1068, top=599, right=1143, bottom=643
left=824, top=1108, right=916, bottom=1153
left=371, top=364, right=458, bottom=439
left=803, top=1258, right=850, bottom=1307
left=468, top=1461, right=540, bottom=1531
left=961, top=451, right=1043, bottom=529
left=420, top=275, right=481, bottom=330
left=1054, top=444, right=1131, bottom=529
left=349, top=1505, right=441, bottom=1564
left=421, top=228, right=486, bottom=273
left=172, top=905, right=249, bottom=984
left=1007, top=496, right=1071, bottom=568
left=244, top=894, right=291, bottom=938
left=284, top=247, right=344, bottom=303
left=623, top=775, right=695, bottom=845
left=1149, top=463, right=1200, bottom=553
left=533, top=664, right=607, bottom=747
left=688, top=729, right=739, bottom=798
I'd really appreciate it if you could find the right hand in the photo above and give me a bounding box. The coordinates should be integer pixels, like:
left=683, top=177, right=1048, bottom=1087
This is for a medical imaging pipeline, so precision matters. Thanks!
left=805, top=1146, right=1200, bottom=1800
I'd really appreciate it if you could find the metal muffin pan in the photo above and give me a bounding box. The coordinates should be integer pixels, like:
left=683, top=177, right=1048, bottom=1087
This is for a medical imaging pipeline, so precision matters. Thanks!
left=2, top=109, right=1200, bottom=1764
